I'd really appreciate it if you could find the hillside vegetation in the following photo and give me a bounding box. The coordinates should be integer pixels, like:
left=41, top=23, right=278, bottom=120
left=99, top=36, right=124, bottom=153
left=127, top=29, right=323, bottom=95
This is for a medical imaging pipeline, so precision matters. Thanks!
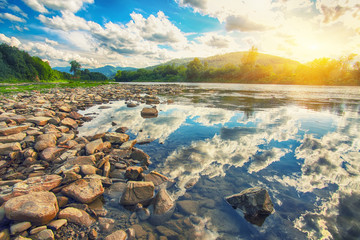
left=115, top=48, right=360, bottom=86
left=0, top=44, right=108, bottom=82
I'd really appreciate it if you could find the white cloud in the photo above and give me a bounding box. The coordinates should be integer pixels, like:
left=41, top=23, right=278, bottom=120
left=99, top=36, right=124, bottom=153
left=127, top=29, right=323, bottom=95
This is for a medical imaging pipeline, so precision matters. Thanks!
left=45, top=38, right=58, bottom=46
left=0, top=33, right=21, bottom=47
left=38, top=11, right=91, bottom=31
left=8, top=5, right=28, bottom=18
left=0, top=12, right=26, bottom=22
left=195, top=32, right=235, bottom=49
left=21, top=0, right=94, bottom=13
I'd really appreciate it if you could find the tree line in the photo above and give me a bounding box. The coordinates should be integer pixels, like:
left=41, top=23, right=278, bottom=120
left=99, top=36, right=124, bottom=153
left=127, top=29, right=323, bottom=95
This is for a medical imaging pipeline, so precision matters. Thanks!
left=0, top=44, right=107, bottom=82
left=115, top=47, right=360, bottom=86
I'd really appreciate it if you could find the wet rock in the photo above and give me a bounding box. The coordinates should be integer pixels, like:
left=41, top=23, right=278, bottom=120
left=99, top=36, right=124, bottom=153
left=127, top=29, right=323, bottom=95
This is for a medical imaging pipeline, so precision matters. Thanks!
left=130, top=148, right=151, bottom=166
left=86, top=139, right=104, bottom=155
left=40, top=147, right=65, bottom=161
left=0, top=125, right=29, bottom=136
left=104, top=181, right=127, bottom=199
left=88, top=228, right=98, bottom=240
left=225, top=187, right=274, bottom=226
left=115, top=127, right=128, bottom=133
left=119, top=139, right=137, bottom=150
left=62, top=178, right=104, bottom=204
left=141, top=107, right=158, bottom=118
left=156, top=226, right=177, bottom=239
left=135, top=204, right=150, bottom=221
left=0, top=142, right=22, bottom=155
left=62, top=171, right=82, bottom=185
left=104, top=132, right=129, bottom=144
left=98, top=217, right=115, bottom=232
left=0, top=229, right=10, bottom=240
left=61, top=118, right=78, bottom=129
left=126, top=228, right=135, bottom=240
left=68, top=111, right=83, bottom=120
left=120, top=181, right=155, bottom=205
left=35, top=229, right=54, bottom=240
left=58, top=207, right=95, bottom=227
left=26, top=117, right=51, bottom=126
left=0, top=132, right=26, bottom=143
left=177, top=200, right=199, bottom=215
left=125, top=166, right=143, bottom=180
left=131, top=224, right=147, bottom=239
left=150, top=189, right=175, bottom=225
left=57, top=133, right=75, bottom=145
left=144, top=171, right=171, bottom=187
left=5, top=191, right=59, bottom=224
left=30, top=226, right=47, bottom=235
left=105, top=230, right=127, bottom=240
left=127, top=102, right=138, bottom=108
left=10, top=221, right=31, bottom=235
left=48, top=219, right=67, bottom=230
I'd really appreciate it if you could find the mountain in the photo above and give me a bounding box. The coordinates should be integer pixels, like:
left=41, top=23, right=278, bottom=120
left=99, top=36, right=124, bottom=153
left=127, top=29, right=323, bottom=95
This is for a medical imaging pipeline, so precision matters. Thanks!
left=53, top=65, right=137, bottom=77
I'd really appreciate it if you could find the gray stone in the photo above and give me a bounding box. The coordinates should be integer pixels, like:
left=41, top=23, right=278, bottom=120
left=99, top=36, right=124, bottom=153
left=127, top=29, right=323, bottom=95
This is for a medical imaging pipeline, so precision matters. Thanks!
left=150, top=189, right=175, bottom=224
left=104, top=132, right=129, bottom=144
left=35, top=229, right=54, bottom=240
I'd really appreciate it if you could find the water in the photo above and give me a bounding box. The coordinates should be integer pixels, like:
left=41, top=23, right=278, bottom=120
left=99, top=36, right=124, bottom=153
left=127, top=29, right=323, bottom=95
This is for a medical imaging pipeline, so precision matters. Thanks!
left=78, top=83, right=360, bottom=239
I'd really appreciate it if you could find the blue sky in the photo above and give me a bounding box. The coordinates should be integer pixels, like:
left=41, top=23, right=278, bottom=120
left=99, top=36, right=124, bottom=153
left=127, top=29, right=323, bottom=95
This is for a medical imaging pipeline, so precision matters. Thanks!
left=0, top=0, right=359, bottom=68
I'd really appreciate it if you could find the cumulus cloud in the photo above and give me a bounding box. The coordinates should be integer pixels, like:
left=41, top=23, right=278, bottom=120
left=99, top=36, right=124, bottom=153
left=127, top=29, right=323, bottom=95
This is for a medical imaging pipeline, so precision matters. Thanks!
left=38, top=11, right=91, bottom=31
left=8, top=5, right=28, bottom=18
left=44, top=38, right=58, bottom=46
left=0, top=33, right=21, bottom=47
left=195, top=33, right=233, bottom=48
left=21, top=0, right=94, bottom=13
left=0, top=12, right=26, bottom=22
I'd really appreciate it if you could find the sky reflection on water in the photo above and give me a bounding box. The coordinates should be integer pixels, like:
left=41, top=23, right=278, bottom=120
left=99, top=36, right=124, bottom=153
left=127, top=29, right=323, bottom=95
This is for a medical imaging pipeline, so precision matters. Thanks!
left=78, top=84, right=360, bottom=239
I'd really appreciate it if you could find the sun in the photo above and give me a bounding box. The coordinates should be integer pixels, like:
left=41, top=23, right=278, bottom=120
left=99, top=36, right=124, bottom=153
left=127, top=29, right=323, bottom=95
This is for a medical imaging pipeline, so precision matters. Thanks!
left=308, top=44, right=319, bottom=51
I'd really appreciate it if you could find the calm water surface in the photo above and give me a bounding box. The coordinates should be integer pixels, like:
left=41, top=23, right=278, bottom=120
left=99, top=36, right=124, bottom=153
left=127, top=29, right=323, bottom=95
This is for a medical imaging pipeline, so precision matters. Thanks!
left=78, top=83, right=360, bottom=240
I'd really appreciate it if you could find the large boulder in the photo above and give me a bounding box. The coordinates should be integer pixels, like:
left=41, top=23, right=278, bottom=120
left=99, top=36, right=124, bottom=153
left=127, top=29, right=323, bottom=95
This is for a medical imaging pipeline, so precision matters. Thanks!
left=150, top=189, right=175, bottom=225
left=58, top=207, right=95, bottom=227
left=62, top=179, right=104, bottom=204
left=0, top=175, right=62, bottom=203
left=225, top=187, right=274, bottom=226
left=4, top=191, right=59, bottom=224
left=120, top=181, right=155, bottom=205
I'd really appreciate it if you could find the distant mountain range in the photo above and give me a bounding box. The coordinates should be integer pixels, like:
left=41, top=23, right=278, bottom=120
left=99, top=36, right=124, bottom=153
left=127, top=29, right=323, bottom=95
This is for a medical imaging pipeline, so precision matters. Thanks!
left=53, top=65, right=137, bottom=77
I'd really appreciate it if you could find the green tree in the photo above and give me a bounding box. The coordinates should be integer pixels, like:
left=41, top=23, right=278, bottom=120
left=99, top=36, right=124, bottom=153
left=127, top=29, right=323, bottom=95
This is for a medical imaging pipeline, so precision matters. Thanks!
left=115, top=70, right=122, bottom=81
left=186, top=58, right=203, bottom=80
left=70, top=60, right=81, bottom=77
left=241, top=46, right=258, bottom=70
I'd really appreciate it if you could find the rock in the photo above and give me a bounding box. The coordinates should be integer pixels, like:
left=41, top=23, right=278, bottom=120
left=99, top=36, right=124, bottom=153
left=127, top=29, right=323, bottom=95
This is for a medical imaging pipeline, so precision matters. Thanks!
left=62, top=179, right=104, bottom=204
left=104, top=132, right=129, bottom=144
left=30, top=226, right=47, bottom=235
left=120, top=181, right=155, bottom=205
left=150, top=189, right=175, bottom=224
left=80, top=165, right=98, bottom=175
left=104, top=182, right=127, bottom=199
left=131, top=224, right=147, bottom=239
left=48, top=219, right=67, bottom=230
left=0, top=142, right=22, bottom=155
left=0, top=132, right=26, bottom=143
left=155, top=226, right=178, bottom=239
left=119, top=140, right=137, bottom=150
left=0, top=175, right=62, bottom=203
left=35, top=229, right=54, bottom=240
left=98, top=217, right=115, bottom=232
left=56, top=196, right=69, bottom=207
left=10, top=221, right=31, bottom=235
left=34, top=134, right=57, bottom=151
left=225, top=187, right=274, bottom=215
left=88, top=228, right=98, bottom=240
left=5, top=191, right=59, bottom=224
left=126, top=228, right=135, bottom=240
left=105, top=230, right=127, bottom=240
left=40, top=147, right=65, bottom=161
left=58, top=207, right=95, bottom=227
left=59, top=105, right=72, bottom=113
left=127, top=102, right=138, bottom=107
left=26, top=117, right=51, bottom=126
left=0, top=229, right=10, bottom=240
left=177, top=200, right=199, bottom=215
left=0, top=125, right=29, bottom=136
left=57, top=133, right=75, bottom=145
left=135, top=204, right=150, bottom=221
left=115, top=127, right=128, bottom=133
left=144, top=171, right=171, bottom=187
left=130, top=148, right=151, bottom=166
left=141, top=107, right=158, bottom=118
left=86, top=139, right=104, bottom=155
left=125, top=166, right=143, bottom=180
left=61, top=118, right=78, bottom=129
left=68, top=111, right=83, bottom=120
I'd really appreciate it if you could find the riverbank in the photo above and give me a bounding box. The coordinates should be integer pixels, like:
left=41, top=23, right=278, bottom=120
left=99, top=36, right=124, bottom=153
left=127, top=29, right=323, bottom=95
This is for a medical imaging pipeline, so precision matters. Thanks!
left=0, top=84, right=186, bottom=239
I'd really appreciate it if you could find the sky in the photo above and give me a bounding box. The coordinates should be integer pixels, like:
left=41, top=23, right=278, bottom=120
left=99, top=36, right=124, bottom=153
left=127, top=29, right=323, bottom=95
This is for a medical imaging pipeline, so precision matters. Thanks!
left=0, top=0, right=359, bottom=68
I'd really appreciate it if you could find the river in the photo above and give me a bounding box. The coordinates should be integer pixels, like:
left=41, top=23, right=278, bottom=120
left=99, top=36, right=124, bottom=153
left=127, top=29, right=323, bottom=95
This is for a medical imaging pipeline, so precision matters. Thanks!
left=78, top=83, right=360, bottom=239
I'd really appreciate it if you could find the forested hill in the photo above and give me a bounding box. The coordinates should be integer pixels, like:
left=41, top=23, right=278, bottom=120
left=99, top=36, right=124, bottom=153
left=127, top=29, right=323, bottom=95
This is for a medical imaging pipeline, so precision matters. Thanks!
left=0, top=43, right=107, bottom=82
left=53, top=65, right=137, bottom=77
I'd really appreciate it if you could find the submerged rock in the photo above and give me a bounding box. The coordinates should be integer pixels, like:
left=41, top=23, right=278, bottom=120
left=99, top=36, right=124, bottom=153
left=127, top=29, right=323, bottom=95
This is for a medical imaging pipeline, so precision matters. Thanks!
left=120, top=181, right=155, bottom=205
left=58, top=207, right=95, bottom=227
left=225, top=187, right=274, bottom=226
left=150, top=188, right=175, bottom=225
left=140, top=107, right=158, bottom=118
left=62, top=178, right=104, bottom=204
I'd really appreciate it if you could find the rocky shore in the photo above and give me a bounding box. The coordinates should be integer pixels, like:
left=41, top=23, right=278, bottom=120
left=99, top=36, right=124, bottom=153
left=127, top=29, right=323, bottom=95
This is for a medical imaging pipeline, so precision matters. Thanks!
left=0, top=84, right=186, bottom=240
